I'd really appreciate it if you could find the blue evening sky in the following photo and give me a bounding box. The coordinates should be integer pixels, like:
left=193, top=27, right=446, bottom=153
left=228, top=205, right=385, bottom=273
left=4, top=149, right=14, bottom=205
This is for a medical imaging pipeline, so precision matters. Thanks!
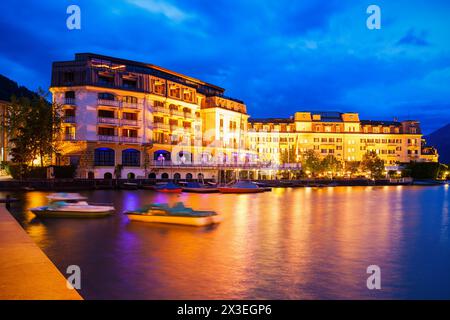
left=0, top=0, right=449, bottom=133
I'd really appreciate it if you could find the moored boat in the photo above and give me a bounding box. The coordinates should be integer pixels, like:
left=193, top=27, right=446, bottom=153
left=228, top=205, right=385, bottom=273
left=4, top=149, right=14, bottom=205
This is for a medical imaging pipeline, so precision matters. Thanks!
left=122, top=182, right=139, bottom=190
left=154, top=182, right=182, bottom=193
left=30, top=201, right=115, bottom=218
left=218, top=181, right=266, bottom=193
left=125, top=202, right=222, bottom=226
left=182, top=182, right=219, bottom=193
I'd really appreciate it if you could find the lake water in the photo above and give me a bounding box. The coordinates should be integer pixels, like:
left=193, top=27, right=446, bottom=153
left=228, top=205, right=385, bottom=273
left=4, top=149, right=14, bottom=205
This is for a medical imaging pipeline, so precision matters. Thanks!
left=3, top=185, right=450, bottom=299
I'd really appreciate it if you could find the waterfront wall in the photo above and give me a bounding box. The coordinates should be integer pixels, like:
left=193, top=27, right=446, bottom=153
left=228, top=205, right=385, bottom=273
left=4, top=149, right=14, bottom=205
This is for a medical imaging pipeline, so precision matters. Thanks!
left=0, top=205, right=82, bottom=300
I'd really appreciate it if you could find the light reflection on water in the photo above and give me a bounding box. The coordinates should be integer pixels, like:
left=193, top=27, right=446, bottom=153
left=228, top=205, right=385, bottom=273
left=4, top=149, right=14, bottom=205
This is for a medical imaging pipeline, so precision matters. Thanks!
left=3, top=185, right=450, bottom=299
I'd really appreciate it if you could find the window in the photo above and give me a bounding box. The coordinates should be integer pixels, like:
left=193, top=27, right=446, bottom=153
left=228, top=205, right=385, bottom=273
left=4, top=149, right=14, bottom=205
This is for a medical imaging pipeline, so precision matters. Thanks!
left=63, top=72, right=74, bottom=84
left=122, top=78, right=137, bottom=89
left=98, top=92, right=115, bottom=100
left=122, top=96, right=138, bottom=104
left=123, top=112, right=137, bottom=120
left=98, top=110, right=115, bottom=118
left=122, top=149, right=140, bottom=167
left=122, top=129, right=138, bottom=137
left=65, top=91, right=75, bottom=99
left=94, top=148, right=115, bottom=166
left=98, top=74, right=114, bottom=86
left=98, top=127, right=115, bottom=136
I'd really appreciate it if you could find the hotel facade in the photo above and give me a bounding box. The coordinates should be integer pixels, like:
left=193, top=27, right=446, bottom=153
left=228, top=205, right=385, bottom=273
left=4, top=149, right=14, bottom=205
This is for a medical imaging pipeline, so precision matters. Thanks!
left=50, top=53, right=437, bottom=180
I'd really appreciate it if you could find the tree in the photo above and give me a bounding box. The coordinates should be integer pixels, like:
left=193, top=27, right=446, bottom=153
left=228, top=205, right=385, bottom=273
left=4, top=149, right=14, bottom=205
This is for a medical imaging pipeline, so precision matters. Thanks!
left=301, top=150, right=322, bottom=176
left=279, top=146, right=297, bottom=164
left=345, top=161, right=360, bottom=177
left=6, top=91, right=62, bottom=169
left=321, top=155, right=343, bottom=177
left=360, top=151, right=385, bottom=178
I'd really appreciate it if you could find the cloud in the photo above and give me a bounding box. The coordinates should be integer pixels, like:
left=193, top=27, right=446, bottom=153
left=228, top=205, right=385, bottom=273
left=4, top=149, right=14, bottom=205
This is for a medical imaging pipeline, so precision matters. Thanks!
left=127, top=0, right=192, bottom=22
left=397, top=29, right=430, bottom=46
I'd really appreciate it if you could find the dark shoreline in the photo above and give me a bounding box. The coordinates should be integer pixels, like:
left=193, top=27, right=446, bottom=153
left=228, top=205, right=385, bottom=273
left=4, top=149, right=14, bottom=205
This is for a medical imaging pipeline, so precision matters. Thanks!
left=0, top=178, right=446, bottom=191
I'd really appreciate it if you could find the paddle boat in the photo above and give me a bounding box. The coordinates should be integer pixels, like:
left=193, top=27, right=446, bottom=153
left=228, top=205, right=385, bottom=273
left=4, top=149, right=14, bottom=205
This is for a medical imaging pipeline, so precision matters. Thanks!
left=218, top=181, right=266, bottom=194
left=125, top=202, right=222, bottom=226
left=29, top=193, right=115, bottom=218
left=182, top=182, right=219, bottom=193
left=154, top=182, right=182, bottom=193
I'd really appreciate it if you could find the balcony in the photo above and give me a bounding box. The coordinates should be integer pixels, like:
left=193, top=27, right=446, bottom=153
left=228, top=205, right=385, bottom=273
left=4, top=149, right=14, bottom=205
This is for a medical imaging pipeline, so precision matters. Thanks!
left=122, top=101, right=142, bottom=110
left=153, top=122, right=170, bottom=130
left=97, top=99, right=120, bottom=107
left=184, top=111, right=193, bottom=119
left=170, top=109, right=184, bottom=117
left=121, top=119, right=139, bottom=126
left=63, top=116, right=76, bottom=123
left=64, top=98, right=76, bottom=106
left=154, top=106, right=170, bottom=115
left=98, top=135, right=118, bottom=142
left=98, top=117, right=119, bottom=125
left=121, top=136, right=140, bottom=143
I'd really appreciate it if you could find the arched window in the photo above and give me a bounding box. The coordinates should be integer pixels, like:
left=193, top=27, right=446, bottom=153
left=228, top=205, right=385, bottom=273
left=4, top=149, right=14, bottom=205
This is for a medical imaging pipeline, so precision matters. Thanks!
left=127, top=172, right=135, bottom=179
left=154, top=150, right=171, bottom=161
left=186, top=173, right=193, bottom=180
left=173, top=173, right=181, bottom=180
left=122, top=149, right=140, bottom=167
left=198, top=173, right=204, bottom=180
left=122, top=96, right=138, bottom=103
left=94, top=148, right=115, bottom=166
left=148, top=173, right=156, bottom=179
left=104, top=172, right=113, bottom=179
left=161, top=173, right=169, bottom=179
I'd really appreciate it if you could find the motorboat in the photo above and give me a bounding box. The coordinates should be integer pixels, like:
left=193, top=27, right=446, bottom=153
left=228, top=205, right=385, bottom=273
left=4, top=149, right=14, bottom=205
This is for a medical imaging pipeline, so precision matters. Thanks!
left=29, top=192, right=115, bottom=218
left=218, top=181, right=266, bottom=193
left=30, top=201, right=115, bottom=218
left=122, top=182, right=139, bottom=190
left=46, top=192, right=87, bottom=202
left=125, top=202, right=222, bottom=226
left=182, top=182, right=219, bottom=193
left=154, top=182, right=182, bottom=193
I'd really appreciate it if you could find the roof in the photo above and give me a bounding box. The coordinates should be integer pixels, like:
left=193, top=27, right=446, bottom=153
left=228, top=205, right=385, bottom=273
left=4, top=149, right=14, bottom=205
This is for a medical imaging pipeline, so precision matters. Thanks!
left=360, top=120, right=402, bottom=126
left=248, top=118, right=294, bottom=124
left=73, top=53, right=225, bottom=92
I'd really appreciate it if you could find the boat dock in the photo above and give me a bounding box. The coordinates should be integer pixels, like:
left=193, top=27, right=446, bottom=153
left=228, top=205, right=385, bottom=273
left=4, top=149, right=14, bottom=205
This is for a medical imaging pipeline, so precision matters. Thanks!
left=0, top=205, right=82, bottom=300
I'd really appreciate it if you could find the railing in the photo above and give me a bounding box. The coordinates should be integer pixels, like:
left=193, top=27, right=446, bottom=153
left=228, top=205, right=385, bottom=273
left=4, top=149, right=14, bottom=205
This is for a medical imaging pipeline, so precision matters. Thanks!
left=121, top=119, right=139, bottom=126
left=121, top=136, right=140, bottom=143
left=122, top=102, right=142, bottom=109
left=97, top=99, right=121, bottom=107
left=63, top=116, right=76, bottom=123
left=170, top=109, right=184, bottom=117
left=98, top=135, right=118, bottom=142
left=154, top=106, right=170, bottom=114
left=98, top=117, right=119, bottom=125
left=64, top=98, right=76, bottom=105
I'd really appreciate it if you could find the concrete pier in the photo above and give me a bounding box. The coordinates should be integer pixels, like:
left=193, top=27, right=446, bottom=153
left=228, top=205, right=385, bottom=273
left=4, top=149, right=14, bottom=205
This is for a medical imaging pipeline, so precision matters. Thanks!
left=0, top=205, right=82, bottom=300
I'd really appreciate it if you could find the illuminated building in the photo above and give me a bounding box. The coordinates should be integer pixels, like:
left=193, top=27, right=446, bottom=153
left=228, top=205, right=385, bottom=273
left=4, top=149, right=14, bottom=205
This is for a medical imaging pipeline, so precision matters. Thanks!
left=50, top=53, right=254, bottom=179
left=248, top=111, right=437, bottom=166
